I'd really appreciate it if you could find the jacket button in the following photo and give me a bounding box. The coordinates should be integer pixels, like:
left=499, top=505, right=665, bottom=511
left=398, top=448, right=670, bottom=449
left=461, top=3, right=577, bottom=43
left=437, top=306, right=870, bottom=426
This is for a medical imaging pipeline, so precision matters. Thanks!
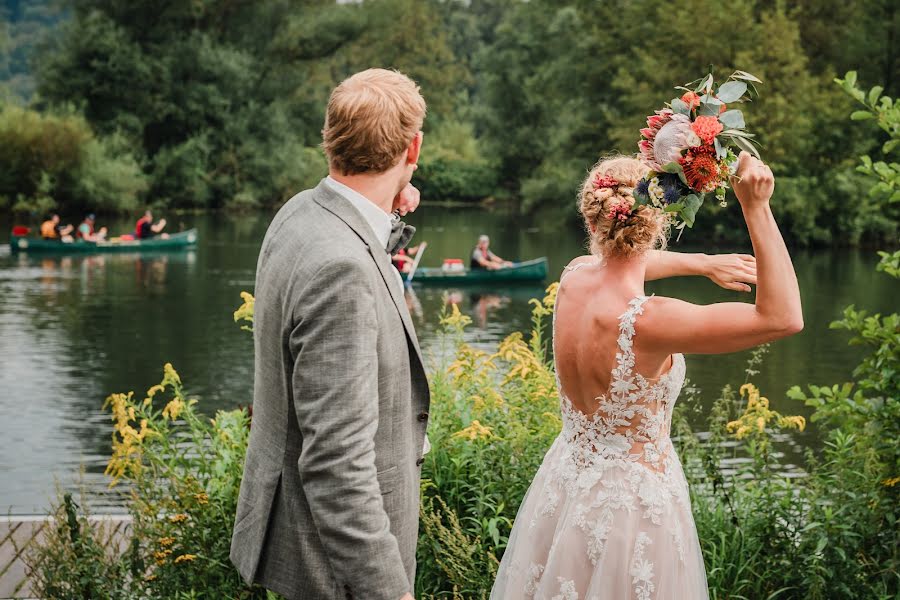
left=417, top=412, right=429, bottom=422
left=416, top=457, right=425, bottom=466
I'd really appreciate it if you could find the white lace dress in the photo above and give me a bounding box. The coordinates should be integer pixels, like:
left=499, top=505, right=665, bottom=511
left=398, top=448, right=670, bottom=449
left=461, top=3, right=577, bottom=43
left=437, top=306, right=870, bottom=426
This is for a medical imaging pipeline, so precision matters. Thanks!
left=491, top=285, right=709, bottom=599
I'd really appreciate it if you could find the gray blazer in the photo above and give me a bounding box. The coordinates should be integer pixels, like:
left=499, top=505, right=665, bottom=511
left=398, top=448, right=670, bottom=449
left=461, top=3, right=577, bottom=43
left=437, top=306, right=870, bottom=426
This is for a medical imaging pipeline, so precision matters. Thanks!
left=230, top=180, right=430, bottom=600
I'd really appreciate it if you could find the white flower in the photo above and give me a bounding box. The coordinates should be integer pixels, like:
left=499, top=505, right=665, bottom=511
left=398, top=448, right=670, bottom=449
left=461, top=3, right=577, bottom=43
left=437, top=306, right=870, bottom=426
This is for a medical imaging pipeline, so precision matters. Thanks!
left=686, top=130, right=702, bottom=147
left=647, top=177, right=665, bottom=208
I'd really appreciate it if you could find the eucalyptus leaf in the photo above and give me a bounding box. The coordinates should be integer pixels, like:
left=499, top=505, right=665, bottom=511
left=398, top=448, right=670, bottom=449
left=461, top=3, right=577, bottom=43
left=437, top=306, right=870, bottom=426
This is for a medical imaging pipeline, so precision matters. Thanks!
left=681, top=194, right=703, bottom=227
left=732, top=135, right=760, bottom=158
left=722, top=129, right=756, bottom=138
left=714, top=137, right=726, bottom=159
left=716, top=81, right=748, bottom=103
left=695, top=74, right=713, bottom=94
left=698, top=102, right=720, bottom=116
left=661, top=162, right=684, bottom=174
left=671, top=98, right=689, bottom=115
left=664, top=202, right=684, bottom=213
left=732, top=70, right=762, bottom=83
left=718, top=110, right=745, bottom=129
left=699, top=94, right=724, bottom=105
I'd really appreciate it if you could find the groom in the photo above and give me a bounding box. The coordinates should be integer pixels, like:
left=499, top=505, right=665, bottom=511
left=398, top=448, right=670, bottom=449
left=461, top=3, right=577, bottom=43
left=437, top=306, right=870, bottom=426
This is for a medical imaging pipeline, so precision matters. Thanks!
left=230, top=69, right=431, bottom=600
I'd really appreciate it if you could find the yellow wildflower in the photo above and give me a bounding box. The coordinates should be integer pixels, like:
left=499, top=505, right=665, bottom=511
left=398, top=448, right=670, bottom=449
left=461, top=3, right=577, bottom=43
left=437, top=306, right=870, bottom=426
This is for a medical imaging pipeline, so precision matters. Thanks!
left=882, top=476, right=900, bottom=487
left=162, top=397, right=185, bottom=421
left=168, top=513, right=188, bottom=524
left=194, top=493, right=209, bottom=505
left=144, top=574, right=157, bottom=582
left=162, top=363, right=181, bottom=387
left=158, top=537, right=175, bottom=547
left=453, top=420, right=493, bottom=441
left=146, top=384, right=165, bottom=399
left=440, top=303, right=472, bottom=331
left=174, top=554, right=197, bottom=564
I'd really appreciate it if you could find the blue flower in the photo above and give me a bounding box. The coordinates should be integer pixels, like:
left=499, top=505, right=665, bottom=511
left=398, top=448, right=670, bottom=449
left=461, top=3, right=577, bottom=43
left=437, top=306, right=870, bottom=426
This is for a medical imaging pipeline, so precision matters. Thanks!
left=635, top=178, right=650, bottom=197
left=664, top=186, right=682, bottom=205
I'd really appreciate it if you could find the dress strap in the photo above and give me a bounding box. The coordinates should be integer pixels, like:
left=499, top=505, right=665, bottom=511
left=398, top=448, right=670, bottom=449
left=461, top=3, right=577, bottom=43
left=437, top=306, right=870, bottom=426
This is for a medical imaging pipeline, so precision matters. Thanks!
left=610, top=295, right=654, bottom=388
left=560, top=258, right=600, bottom=282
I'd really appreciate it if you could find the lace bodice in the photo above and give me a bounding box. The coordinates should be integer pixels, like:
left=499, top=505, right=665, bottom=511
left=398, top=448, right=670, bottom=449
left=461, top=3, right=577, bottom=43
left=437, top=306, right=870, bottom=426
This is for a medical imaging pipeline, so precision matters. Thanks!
left=553, top=264, right=686, bottom=473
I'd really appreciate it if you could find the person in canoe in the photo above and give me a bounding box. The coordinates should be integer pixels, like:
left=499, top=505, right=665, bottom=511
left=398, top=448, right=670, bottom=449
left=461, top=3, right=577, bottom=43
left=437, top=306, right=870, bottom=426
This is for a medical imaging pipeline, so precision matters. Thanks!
left=471, top=234, right=513, bottom=270
left=392, top=242, right=424, bottom=274
left=76, top=214, right=108, bottom=242
left=40, top=214, right=74, bottom=242
left=135, top=210, right=169, bottom=240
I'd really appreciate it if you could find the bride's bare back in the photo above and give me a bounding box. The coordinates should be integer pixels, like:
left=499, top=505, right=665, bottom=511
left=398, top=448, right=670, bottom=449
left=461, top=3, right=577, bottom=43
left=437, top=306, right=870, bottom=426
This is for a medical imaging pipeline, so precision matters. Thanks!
left=554, top=258, right=675, bottom=416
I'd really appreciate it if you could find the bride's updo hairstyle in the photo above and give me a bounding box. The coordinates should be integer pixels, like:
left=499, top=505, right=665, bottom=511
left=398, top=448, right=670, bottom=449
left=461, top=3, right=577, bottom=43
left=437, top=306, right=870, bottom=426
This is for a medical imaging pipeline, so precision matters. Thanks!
left=579, top=156, right=669, bottom=258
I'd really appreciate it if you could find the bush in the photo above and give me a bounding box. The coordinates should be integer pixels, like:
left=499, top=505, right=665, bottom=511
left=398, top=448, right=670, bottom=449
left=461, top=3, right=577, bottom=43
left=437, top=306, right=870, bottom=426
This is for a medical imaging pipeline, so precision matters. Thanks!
left=0, top=104, right=146, bottom=215
left=26, top=364, right=271, bottom=599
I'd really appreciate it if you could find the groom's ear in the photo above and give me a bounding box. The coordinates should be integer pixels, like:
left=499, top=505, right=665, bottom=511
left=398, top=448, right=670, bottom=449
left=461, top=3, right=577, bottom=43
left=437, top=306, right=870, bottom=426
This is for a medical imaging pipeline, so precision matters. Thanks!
left=406, top=131, right=423, bottom=167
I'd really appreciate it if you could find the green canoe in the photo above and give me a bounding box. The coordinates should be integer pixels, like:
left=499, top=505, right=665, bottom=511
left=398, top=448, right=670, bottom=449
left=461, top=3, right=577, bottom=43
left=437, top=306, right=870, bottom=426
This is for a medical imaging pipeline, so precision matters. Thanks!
left=407, top=257, right=548, bottom=285
left=9, top=229, right=199, bottom=254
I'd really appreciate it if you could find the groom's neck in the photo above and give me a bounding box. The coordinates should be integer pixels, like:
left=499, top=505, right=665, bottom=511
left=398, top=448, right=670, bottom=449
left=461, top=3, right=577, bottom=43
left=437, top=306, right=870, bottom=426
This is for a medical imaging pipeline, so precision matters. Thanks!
left=329, top=169, right=398, bottom=214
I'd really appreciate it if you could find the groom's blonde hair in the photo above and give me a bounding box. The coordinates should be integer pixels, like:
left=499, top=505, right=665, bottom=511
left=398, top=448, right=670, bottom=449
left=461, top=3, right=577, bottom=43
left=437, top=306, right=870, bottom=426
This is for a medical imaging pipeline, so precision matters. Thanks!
left=322, top=68, right=427, bottom=175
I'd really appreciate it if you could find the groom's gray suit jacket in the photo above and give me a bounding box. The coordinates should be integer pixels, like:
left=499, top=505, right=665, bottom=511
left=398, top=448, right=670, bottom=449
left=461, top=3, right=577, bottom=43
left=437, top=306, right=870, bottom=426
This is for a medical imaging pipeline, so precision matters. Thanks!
left=230, top=179, right=430, bottom=600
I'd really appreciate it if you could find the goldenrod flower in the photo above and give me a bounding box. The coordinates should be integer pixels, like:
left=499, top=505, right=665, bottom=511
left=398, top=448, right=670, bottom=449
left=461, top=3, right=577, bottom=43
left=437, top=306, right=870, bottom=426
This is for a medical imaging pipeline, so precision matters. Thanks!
left=174, top=554, right=197, bottom=564
left=168, top=513, right=188, bottom=524
left=163, top=398, right=185, bottom=421
left=453, top=420, right=493, bottom=441
left=882, top=476, right=900, bottom=487
left=158, top=537, right=175, bottom=547
left=194, top=493, right=209, bottom=505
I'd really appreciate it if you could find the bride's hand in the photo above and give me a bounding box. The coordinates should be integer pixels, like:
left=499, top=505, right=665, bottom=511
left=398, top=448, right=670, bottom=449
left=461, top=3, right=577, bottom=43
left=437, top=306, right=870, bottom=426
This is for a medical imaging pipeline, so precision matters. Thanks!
left=703, top=253, right=757, bottom=292
left=732, top=151, right=774, bottom=209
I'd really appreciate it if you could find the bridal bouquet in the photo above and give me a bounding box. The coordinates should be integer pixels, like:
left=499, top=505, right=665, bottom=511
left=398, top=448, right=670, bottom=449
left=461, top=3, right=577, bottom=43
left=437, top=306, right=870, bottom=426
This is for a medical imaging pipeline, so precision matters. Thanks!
left=632, top=71, right=762, bottom=232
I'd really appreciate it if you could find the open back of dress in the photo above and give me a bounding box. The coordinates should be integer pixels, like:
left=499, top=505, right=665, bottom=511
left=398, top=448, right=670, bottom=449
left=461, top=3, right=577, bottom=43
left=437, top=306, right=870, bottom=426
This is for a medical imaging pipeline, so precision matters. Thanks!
left=491, top=266, right=709, bottom=600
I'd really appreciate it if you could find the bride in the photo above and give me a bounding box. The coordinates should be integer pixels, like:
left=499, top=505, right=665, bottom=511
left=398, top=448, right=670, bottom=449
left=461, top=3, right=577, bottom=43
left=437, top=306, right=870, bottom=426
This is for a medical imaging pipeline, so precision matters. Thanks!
left=491, top=152, right=802, bottom=599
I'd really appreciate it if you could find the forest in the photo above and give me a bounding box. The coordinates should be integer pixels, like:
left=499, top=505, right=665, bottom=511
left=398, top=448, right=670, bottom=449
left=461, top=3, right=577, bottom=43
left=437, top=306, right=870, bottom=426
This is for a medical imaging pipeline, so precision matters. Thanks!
left=1, top=0, right=898, bottom=246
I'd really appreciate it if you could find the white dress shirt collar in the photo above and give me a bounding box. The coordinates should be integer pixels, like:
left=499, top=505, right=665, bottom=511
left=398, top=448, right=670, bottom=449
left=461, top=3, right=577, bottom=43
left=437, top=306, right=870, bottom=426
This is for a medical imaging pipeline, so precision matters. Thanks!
left=325, top=176, right=393, bottom=250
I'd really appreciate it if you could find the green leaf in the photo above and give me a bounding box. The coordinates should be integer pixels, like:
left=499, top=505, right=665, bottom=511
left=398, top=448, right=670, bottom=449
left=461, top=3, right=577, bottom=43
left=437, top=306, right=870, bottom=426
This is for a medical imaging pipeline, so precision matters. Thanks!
left=732, top=135, right=760, bottom=158
left=716, top=81, right=747, bottom=103
left=661, top=162, right=684, bottom=174
left=867, top=85, right=883, bottom=106
left=844, top=71, right=857, bottom=88
left=680, top=194, right=703, bottom=227
left=732, top=70, right=762, bottom=84
left=718, top=109, right=745, bottom=129
left=850, top=110, right=875, bottom=121
left=714, top=137, right=726, bottom=159
left=695, top=74, right=713, bottom=94
left=721, top=129, right=756, bottom=138
left=664, top=202, right=684, bottom=213
left=699, top=94, right=724, bottom=105
left=698, top=102, right=720, bottom=116
left=670, top=98, right=689, bottom=115
left=883, top=139, right=898, bottom=154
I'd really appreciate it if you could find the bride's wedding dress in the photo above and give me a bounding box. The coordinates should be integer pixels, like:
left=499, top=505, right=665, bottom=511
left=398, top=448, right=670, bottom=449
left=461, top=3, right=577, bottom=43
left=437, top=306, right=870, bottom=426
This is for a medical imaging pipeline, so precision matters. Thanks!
left=491, top=268, right=709, bottom=599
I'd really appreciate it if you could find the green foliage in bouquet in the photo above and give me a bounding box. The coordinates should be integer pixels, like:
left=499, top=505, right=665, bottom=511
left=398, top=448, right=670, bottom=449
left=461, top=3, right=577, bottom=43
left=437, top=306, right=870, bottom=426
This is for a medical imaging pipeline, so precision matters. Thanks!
left=630, top=71, right=762, bottom=232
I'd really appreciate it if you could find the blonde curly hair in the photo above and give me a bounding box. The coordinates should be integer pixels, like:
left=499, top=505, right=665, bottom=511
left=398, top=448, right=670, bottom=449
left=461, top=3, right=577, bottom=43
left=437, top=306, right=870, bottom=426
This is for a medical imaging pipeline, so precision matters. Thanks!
left=579, top=156, right=669, bottom=258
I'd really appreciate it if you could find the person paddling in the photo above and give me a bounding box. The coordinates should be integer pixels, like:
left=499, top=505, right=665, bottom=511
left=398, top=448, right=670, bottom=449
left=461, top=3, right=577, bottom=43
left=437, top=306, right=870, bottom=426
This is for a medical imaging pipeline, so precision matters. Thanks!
left=135, top=210, right=169, bottom=239
left=40, top=214, right=74, bottom=242
left=471, top=234, right=512, bottom=270
left=76, top=214, right=107, bottom=242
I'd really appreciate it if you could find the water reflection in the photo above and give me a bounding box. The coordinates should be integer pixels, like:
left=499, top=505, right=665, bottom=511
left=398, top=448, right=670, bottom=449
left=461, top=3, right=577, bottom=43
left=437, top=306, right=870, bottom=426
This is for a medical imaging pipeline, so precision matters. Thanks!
left=0, top=209, right=897, bottom=514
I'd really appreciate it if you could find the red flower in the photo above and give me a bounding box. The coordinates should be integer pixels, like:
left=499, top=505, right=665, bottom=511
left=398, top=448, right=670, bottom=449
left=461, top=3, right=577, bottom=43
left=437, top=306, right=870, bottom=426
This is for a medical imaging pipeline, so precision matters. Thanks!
left=607, top=201, right=633, bottom=222
left=681, top=146, right=720, bottom=192
left=593, top=174, right=618, bottom=189
left=681, top=91, right=701, bottom=110
left=691, top=116, right=723, bottom=145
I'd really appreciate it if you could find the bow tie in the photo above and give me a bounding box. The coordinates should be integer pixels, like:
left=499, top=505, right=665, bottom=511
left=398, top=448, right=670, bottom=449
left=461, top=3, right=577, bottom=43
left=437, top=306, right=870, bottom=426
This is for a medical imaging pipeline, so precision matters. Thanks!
left=387, top=218, right=415, bottom=255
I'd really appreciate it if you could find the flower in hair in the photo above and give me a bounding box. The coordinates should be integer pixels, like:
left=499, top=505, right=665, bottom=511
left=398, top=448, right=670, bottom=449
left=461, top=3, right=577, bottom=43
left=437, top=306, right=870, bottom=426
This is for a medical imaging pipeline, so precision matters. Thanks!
left=593, top=174, right=618, bottom=190
left=608, top=200, right=634, bottom=223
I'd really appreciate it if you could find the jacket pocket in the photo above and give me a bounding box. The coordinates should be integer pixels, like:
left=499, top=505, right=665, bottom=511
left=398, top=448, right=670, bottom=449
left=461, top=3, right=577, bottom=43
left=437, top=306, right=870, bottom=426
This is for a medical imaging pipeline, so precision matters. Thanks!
left=376, top=465, right=399, bottom=495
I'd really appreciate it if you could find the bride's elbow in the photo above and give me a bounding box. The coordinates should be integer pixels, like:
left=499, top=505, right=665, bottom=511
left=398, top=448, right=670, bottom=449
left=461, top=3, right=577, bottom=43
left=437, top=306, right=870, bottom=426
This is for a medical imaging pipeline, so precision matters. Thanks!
left=773, top=315, right=804, bottom=338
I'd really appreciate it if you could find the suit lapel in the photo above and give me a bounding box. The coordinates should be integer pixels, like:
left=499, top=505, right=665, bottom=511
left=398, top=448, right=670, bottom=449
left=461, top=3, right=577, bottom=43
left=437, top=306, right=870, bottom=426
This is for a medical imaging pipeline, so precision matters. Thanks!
left=312, top=180, right=426, bottom=371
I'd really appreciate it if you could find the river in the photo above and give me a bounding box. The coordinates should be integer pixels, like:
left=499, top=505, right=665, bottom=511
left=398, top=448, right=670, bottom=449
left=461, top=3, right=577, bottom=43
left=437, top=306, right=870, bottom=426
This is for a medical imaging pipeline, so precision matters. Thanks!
left=0, top=207, right=896, bottom=514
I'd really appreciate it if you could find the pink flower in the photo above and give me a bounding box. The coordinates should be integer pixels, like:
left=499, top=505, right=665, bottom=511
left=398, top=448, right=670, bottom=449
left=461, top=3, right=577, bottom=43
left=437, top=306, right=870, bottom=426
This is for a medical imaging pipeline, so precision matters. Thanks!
left=638, top=109, right=675, bottom=170
left=690, top=116, right=723, bottom=145
left=593, top=174, right=618, bottom=189
left=681, top=91, right=701, bottom=110
left=608, top=201, right=633, bottom=223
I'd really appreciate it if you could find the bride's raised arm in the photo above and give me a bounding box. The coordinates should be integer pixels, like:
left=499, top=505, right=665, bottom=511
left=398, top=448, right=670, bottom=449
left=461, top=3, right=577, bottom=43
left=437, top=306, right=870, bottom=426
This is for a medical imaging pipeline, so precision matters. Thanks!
left=639, top=151, right=803, bottom=355
left=645, top=250, right=757, bottom=292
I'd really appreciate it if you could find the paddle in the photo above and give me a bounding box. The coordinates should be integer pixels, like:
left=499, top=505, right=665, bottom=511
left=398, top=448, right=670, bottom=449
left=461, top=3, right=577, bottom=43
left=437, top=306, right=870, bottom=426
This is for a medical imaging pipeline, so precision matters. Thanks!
left=406, top=241, right=428, bottom=284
